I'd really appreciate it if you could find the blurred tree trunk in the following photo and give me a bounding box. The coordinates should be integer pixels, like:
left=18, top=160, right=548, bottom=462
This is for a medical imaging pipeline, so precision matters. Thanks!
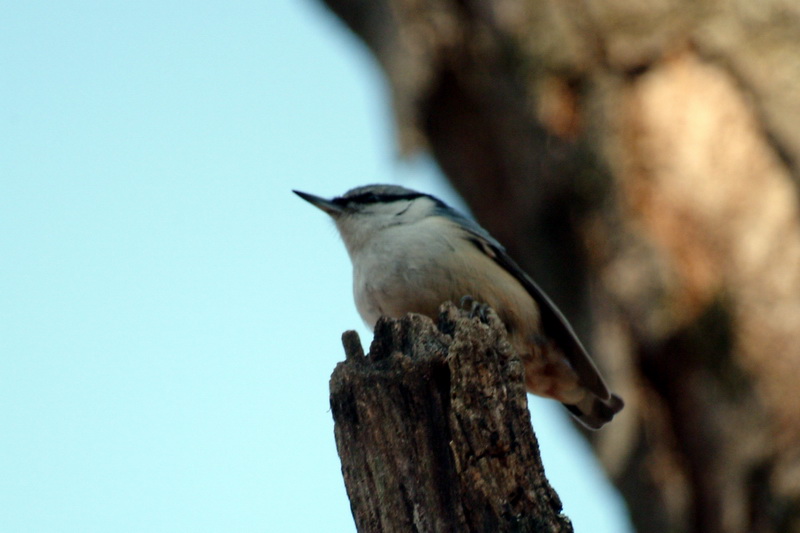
left=316, top=1, right=800, bottom=532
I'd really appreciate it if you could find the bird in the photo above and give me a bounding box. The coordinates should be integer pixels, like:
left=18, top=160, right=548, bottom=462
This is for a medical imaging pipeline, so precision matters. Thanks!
left=294, top=184, right=623, bottom=429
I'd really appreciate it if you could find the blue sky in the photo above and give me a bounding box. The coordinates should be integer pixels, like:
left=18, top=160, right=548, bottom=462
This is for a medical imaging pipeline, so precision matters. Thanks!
left=0, top=1, right=632, bottom=531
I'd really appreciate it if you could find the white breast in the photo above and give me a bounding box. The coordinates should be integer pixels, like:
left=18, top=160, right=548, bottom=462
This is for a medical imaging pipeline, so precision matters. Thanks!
left=350, top=217, right=462, bottom=329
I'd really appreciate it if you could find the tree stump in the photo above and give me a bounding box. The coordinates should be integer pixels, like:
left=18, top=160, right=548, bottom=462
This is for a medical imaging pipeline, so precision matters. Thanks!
left=329, top=303, right=573, bottom=533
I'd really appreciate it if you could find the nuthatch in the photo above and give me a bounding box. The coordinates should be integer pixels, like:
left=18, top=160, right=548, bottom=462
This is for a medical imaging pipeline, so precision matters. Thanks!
left=294, top=184, right=623, bottom=429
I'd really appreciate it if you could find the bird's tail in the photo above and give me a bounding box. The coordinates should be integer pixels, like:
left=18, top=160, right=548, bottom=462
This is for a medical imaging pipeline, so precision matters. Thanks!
left=563, top=393, right=624, bottom=430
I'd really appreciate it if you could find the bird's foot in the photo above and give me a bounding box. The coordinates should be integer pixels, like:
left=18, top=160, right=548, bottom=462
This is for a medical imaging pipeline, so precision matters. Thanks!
left=460, top=295, right=491, bottom=324
left=460, top=295, right=475, bottom=310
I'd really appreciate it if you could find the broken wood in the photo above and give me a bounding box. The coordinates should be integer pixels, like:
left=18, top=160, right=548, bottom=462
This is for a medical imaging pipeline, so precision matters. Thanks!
left=329, top=303, right=573, bottom=533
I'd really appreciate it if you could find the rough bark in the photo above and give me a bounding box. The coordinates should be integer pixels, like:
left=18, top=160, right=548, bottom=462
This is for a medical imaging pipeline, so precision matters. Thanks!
left=317, top=1, right=800, bottom=532
left=330, top=303, right=573, bottom=533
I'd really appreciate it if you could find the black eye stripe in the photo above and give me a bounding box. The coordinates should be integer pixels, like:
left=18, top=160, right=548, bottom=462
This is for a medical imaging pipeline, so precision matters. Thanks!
left=333, top=192, right=428, bottom=207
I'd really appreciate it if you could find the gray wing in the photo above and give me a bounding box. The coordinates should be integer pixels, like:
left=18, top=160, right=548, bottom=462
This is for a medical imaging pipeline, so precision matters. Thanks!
left=441, top=208, right=613, bottom=401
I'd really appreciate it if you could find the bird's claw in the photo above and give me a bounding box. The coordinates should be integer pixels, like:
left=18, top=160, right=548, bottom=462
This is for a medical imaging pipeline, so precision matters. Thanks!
left=460, top=295, right=491, bottom=324
left=460, top=295, right=475, bottom=310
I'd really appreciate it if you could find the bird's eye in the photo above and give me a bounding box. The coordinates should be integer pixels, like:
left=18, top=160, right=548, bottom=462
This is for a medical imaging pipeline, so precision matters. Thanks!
left=348, top=192, right=381, bottom=205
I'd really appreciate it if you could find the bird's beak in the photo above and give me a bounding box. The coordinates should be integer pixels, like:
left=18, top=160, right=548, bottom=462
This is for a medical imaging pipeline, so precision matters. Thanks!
left=293, top=190, right=344, bottom=217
